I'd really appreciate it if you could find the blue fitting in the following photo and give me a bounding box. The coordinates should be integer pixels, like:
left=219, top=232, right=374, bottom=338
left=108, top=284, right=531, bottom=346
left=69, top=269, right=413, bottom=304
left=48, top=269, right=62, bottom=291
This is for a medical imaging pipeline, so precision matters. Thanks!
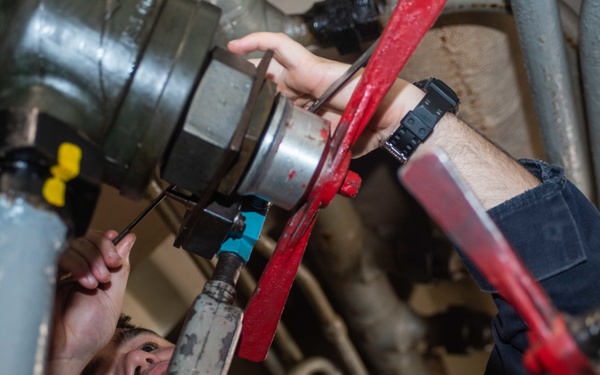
left=218, top=197, right=269, bottom=263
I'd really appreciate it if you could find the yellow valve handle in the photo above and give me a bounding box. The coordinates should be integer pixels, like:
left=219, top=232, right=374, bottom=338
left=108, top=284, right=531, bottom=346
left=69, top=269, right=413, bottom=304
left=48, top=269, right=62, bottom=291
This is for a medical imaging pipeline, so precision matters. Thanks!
left=43, top=143, right=82, bottom=207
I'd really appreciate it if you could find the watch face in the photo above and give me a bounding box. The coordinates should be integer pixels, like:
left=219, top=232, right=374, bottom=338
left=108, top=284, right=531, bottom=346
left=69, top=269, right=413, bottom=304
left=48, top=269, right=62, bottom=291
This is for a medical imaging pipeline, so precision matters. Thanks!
left=416, top=78, right=460, bottom=114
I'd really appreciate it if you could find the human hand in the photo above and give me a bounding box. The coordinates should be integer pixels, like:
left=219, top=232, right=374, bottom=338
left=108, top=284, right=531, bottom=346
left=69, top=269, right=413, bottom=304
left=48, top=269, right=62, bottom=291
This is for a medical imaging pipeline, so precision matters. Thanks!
left=48, top=229, right=136, bottom=375
left=227, top=32, right=424, bottom=157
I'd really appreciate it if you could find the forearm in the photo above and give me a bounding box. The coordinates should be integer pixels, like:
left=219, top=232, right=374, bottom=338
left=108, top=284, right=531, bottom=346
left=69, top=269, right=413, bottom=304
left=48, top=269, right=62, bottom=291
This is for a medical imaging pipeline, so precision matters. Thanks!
left=371, top=81, right=541, bottom=210
left=415, top=114, right=541, bottom=210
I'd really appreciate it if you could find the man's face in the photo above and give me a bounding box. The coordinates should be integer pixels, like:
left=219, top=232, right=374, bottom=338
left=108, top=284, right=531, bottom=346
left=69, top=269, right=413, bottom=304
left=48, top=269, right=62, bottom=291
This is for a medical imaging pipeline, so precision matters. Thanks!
left=84, top=328, right=175, bottom=375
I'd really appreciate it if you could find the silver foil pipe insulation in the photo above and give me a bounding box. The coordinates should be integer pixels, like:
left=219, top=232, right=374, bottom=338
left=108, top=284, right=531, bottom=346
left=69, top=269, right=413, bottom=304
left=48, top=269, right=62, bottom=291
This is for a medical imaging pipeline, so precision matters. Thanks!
left=0, top=196, right=68, bottom=375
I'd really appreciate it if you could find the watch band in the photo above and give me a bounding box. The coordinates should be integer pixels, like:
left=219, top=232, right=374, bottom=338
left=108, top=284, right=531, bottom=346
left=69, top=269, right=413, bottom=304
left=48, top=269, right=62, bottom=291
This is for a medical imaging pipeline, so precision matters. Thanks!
left=383, top=78, right=460, bottom=163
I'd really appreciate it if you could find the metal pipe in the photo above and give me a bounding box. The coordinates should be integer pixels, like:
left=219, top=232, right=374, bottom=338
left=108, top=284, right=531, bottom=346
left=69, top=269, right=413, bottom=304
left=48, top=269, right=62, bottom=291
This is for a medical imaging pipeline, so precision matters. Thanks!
left=0, top=0, right=221, bottom=198
left=510, top=0, right=593, bottom=199
left=288, top=357, right=343, bottom=375
left=0, top=196, right=68, bottom=375
left=146, top=179, right=306, bottom=369
left=256, top=235, right=369, bottom=375
left=204, top=0, right=314, bottom=50
left=579, top=0, right=600, bottom=203
left=310, top=196, right=428, bottom=375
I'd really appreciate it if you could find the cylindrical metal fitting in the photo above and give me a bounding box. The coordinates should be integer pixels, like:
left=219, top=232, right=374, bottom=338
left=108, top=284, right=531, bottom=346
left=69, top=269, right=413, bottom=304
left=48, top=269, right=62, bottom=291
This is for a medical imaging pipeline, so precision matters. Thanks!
left=0, top=0, right=221, bottom=198
left=238, top=94, right=330, bottom=210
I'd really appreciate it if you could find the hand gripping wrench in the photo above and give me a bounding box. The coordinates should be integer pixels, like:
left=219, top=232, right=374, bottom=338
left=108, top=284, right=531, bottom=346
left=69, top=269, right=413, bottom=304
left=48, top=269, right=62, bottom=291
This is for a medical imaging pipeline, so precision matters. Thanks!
left=237, top=0, right=449, bottom=362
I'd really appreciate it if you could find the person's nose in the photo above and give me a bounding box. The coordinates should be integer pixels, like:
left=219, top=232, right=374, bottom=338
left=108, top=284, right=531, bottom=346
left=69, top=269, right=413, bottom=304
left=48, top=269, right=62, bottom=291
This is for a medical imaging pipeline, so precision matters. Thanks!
left=123, top=349, right=161, bottom=375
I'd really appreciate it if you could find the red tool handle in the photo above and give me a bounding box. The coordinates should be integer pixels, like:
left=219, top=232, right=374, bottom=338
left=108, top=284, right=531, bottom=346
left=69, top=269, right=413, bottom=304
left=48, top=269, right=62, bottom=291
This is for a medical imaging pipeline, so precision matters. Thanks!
left=238, top=0, right=448, bottom=362
left=399, top=149, right=596, bottom=375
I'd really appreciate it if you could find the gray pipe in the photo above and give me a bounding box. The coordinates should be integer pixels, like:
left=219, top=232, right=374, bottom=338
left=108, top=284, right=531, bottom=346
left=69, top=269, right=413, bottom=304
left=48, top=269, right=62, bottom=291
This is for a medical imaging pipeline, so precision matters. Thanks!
left=257, top=235, right=370, bottom=375
left=310, top=196, right=428, bottom=375
left=204, top=0, right=314, bottom=50
left=288, top=357, right=343, bottom=375
left=0, top=196, right=67, bottom=375
left=579, top=0, right=600, bottom=203
left=510, top=0, right=593, bottom=199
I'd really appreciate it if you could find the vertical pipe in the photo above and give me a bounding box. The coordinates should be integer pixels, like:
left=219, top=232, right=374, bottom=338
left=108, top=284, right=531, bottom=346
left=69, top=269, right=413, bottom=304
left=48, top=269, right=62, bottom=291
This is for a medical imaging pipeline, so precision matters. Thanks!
left=311, top=196, right=428, bottom=375
left=256, top=236, right=370, bottom=375
left=510, top=0, right=594, bottom=199
left=0, top=196, right=68, bottom=375
left=579, top=0, right=600, bottom=203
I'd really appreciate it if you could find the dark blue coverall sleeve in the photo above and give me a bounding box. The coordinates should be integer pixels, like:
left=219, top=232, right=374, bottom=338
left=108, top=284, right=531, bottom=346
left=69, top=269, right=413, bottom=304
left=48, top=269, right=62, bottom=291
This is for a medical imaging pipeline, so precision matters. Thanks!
left=455, top=159, right=600, bottom=374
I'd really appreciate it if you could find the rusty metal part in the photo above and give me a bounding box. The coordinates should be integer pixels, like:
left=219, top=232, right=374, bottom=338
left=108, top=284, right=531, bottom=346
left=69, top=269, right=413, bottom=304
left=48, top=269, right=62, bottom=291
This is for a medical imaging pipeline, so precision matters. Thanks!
left=145, top=179, right=306, bottom=369
left=238, top=0, right=448, bottom=362
left=167, top=252, right=244, bottom=374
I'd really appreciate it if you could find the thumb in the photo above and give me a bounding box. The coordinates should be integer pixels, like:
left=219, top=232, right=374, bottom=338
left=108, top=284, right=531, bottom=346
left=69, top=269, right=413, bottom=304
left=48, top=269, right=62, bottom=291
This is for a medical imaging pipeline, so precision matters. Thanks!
left=102, top=233, right=135, bottom=306
left=114, top=233, right=135, bottom=273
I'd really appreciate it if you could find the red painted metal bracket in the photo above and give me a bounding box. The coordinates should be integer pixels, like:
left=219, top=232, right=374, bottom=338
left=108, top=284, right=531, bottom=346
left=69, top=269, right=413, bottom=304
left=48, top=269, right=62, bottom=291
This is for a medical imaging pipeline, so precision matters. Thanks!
left=237, top=0, right=448, bottom=362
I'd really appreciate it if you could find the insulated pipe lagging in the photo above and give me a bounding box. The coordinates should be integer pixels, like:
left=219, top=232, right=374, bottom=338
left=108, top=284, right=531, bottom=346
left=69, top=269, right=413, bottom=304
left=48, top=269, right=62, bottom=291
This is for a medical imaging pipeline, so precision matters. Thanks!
left=580, top=0, right=600, bottom=204
left=510, top=0, right=594, bottom=199
left=0, top=196, right=68, bottom=375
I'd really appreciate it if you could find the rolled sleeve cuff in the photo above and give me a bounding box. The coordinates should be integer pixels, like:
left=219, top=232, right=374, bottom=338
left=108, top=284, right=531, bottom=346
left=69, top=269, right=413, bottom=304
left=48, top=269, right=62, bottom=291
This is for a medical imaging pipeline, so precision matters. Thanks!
left=458, top=159, right=587, bottom=293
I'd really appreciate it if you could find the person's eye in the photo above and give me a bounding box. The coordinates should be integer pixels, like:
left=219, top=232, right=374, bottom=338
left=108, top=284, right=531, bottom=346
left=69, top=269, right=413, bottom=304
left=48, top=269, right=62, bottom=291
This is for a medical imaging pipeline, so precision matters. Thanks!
left=140, top=341, right=159, bottom=352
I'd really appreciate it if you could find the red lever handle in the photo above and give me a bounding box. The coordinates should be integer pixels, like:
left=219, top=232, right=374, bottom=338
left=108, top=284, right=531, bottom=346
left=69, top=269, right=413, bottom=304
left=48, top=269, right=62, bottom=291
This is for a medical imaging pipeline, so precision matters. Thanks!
left=237, top=0, right=448, bottom=362
left=399, top=150, right=597, bottom=375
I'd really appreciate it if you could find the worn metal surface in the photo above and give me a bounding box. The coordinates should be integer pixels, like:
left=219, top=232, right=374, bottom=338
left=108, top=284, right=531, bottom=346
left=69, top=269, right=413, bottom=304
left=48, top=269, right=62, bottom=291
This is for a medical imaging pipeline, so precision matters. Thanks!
left=167, top=279, right=243, bottom=375
left=0, top=196, right=67, bottom=375
left=237, top=94, right=330, bottom=210
left=0, top=0, right=220, bottom=198
left=160, top=46, right=256, bottom=196
left=510, top=0, right=592, bottom=199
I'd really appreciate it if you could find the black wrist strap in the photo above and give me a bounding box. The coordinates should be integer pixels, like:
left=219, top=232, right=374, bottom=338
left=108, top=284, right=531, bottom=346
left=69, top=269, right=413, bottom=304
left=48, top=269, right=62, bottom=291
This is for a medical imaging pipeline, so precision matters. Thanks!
left=383, top=78, right=460, bottom=163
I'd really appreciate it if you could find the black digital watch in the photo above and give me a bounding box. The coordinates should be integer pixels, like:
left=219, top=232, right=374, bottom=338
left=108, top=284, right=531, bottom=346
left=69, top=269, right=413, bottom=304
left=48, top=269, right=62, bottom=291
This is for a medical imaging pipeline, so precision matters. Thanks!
left=383, top=78, right=460, bottom=163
